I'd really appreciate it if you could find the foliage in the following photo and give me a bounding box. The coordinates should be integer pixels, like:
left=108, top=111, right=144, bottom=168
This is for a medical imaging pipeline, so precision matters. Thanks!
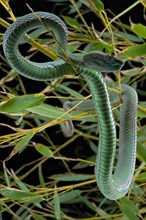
left=0, top=0, right=146, bottom=219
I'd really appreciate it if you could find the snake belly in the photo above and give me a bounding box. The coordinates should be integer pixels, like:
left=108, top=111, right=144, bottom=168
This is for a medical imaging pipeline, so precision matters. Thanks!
left=3, top=12, right=138, bottom=200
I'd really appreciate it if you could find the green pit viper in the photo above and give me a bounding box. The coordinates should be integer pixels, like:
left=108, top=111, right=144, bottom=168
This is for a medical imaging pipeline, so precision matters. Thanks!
left=3, top=12, right=138, bottom=200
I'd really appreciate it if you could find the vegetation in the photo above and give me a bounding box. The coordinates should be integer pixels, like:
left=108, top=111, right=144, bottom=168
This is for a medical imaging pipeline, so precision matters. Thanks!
left=0, top=0, right=146, bottom=219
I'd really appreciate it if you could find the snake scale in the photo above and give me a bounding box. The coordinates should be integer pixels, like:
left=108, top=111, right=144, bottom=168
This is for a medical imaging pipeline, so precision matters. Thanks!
left=3, top=12, right=138, bottom=200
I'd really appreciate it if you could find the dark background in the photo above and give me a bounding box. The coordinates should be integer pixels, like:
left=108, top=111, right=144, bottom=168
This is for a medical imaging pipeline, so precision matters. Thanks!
left=0, top=0, right=145, bottom=23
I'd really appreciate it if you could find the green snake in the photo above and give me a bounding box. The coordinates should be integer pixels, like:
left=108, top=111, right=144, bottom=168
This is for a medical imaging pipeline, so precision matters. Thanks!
left=3, top=12, right=138, bottom=200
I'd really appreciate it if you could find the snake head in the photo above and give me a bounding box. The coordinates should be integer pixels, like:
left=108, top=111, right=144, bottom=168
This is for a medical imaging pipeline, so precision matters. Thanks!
left=83, top=51, right=124, bottom=72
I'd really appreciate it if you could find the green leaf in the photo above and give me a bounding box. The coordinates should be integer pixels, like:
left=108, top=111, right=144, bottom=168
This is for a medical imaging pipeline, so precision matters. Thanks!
left=63, top=16, right=82, bottom=29
left=95, top=207, right=112, bottom=218
left=79, top=195, right=97, bottom=212
left=5, top=130, right=35, bottom=161
left=0, top=187, right=42, bottom=203
left=73, top=155, right=96, bottom=170
left=137, top=125, right=146, bottom=144
left=89, top=140, right=98, bottom=153
left=137, top=102, right=146, bottom=118
left=38, top=166, right=46, bottom=188
left=121, top=67, right=142, bottom=76
left=46, top=0, right=68, bottom=2
left=132, top=23, right=146, bottom=39
left=121, top=43, right=146, bottom=57
left=117, top=31, right=142, bottom=42
left=0, top=94, right=46, bottom=113
left=35, top=144, right=53, bottom=158
left=137, top=142, right=146, bottom=162
left=141, top=59, right=146, bottom=65
left=51, top=173, right=93, bottom=181
left=93, top=0, right=104, bottom=11
left=59, top=190, right=81, bottom=203
left=0, top=69, right=18, bottom=84
left=54, top=190, right=61, bottom=220
left=27, top=103, right=95, bottom=121
left=119, top=197, right=139, bottom=220
left=28, top=102, right=96, bottom=123
left=32, top=214, right=47, bottom=220
left=20, top=27, right=46, bottom=44
left=3, top=163, right=10, bottom=187
left=82, top=0, right=104, bottom=11
left=14, top=177, right=29, bottom=191
left=135, top=172, right=146, bottom=181
left=28, top=103, right=69, bottom=119
left=67, top=42, right=80, bottom=52
left=60, top=84, right=84, bottom=98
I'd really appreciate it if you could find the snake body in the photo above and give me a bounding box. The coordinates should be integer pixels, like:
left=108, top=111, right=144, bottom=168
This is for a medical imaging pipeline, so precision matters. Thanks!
left=3, top=12, right=138, bottom=200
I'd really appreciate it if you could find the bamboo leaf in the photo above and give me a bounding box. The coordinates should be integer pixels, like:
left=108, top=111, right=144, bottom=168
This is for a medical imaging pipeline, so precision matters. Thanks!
left=38, top=166, right=46, bottom=188
left=137, top=142, right=146, bottom=162
left=35, top=144, right=53, bottom=158
left=28, top=103, right=95, bottom=122
left=28, top=103, right=69, bottom=119
left=51, top=173, right=93, bottom=181
left=91, top=0, right=104, bottom=11
left=59, top=190, right=81, bottom=203
left=32, top=214, right=47, bottom=220
left=0, top=94, right=46, bottom=113
left=137, top=125, right=146, bottom=145
left=79, top=195, right=97, bottom=212
left=117, top=31, right=143, bottom=42
left=46, top=0, right=68, bottom=2
left=119, top=197, right=139, bottom=220
left=137, top=103, right=146, bottom=117
left=54, top=190, right=61, bottom=220
left=121, top=67, right=142, bottom=76
left=0, top=187, right=42, bottom=203
left=95, top=207, right=112, bottom=218
left=14, top=176, right=29, bottom=191
left=59, top=84, right=84, bottom=98
left=135, top=172, right=146, bottom=181
left=63, top=16, right=82, bottom=29
left=132, top=23, right=146, bottom=39
left=4, top=130, right=35, bottom=161
left=121, top=43, right=146, bottom=57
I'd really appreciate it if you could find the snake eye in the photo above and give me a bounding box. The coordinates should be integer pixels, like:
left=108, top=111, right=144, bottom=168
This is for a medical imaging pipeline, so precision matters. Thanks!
left=107, top=54, right=113, bottom=59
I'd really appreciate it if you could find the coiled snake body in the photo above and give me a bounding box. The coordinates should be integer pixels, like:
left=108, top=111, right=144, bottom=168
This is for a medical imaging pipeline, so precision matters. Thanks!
left=3, top=12, right=138, bottom=200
